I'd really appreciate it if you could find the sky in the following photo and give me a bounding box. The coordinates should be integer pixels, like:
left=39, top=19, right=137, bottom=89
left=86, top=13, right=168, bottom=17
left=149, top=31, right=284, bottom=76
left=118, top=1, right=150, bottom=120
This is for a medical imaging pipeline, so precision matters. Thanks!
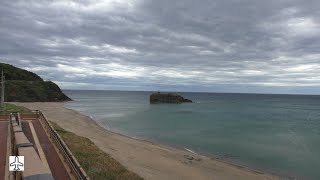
left=0, top=0, right=320, bottom=94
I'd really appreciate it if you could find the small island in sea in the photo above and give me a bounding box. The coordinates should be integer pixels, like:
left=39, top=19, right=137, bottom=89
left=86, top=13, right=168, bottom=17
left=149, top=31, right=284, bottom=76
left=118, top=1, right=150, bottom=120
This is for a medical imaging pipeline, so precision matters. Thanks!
left=150, top=92, right=192, bottom=104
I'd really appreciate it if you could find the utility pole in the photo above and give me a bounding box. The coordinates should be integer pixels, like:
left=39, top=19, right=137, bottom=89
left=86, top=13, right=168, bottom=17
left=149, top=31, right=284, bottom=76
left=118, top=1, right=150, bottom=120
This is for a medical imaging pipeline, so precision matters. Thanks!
left=1, top=70, right=5, bottom=112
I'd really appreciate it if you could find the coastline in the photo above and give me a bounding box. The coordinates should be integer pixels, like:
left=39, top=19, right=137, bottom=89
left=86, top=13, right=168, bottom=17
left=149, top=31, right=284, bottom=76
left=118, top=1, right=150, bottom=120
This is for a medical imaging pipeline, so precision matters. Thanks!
left=14, top=102, right=281, bottom=180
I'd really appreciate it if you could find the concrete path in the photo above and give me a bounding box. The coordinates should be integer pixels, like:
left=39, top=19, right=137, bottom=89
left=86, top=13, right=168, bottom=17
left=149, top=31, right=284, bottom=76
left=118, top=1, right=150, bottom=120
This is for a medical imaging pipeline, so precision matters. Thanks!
left=0, top=121, right=8, bottom=180
left=21, top=119, right=71, bottom=180
left=0, top=117, right=72, bottom=180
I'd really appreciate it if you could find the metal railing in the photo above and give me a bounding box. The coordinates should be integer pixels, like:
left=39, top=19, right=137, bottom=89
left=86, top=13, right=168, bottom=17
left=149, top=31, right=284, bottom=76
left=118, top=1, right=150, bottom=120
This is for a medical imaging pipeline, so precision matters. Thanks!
left=35, top=110, right=89, bottom=180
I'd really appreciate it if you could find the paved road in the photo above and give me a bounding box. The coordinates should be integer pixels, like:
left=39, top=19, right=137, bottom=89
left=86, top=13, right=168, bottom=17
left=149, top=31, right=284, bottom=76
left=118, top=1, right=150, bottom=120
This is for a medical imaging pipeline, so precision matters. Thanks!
left=0, top=121, right=8, bottom=180
left=21, top=121, right=38, bottom=154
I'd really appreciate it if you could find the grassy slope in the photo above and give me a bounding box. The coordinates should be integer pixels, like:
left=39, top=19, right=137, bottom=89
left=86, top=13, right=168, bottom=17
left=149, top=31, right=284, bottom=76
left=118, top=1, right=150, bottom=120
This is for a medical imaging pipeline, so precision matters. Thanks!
left=50, top=121, right=143, bottom=180
left=0, top=103, right=31, bottom=114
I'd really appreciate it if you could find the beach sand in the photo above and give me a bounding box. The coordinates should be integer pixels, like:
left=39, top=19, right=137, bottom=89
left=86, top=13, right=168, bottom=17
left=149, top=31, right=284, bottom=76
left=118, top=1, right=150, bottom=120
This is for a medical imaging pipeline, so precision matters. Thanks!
left=14, top=102, right=280, bottom=180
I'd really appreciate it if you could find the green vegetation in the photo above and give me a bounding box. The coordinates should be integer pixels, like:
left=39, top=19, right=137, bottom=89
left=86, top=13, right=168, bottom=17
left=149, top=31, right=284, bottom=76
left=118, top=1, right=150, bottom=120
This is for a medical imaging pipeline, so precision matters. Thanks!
left=0, top=103, right=31, bottom=114
left=6, top=80, right=71, bottom=102
left=50, top=121, right=143, bottom=180
left=0, top=63, right=42, bottom=81
left=0, top=63, right=71, bottom=102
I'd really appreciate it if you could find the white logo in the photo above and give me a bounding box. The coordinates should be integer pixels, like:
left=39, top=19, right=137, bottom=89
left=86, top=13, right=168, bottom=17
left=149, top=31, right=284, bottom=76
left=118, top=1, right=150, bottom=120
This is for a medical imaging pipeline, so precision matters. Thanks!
left=9, top=156, right=24, bottom=171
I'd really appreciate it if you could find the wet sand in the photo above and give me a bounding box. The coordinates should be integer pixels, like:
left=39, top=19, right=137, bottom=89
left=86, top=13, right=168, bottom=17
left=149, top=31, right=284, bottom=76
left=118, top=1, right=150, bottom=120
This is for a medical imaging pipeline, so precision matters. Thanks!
left=14, top=102, right=280, bottom=180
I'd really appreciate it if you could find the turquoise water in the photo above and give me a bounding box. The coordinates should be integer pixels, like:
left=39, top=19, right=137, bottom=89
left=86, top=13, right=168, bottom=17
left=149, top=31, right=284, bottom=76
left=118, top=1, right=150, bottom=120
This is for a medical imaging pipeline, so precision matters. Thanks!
left=64, top=90, right=320, bottom=180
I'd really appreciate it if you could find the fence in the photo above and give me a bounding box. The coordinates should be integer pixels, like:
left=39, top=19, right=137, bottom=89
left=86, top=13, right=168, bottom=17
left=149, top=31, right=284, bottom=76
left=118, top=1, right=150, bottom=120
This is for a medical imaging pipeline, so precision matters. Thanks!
left=35, top=110, right=89, bottom=180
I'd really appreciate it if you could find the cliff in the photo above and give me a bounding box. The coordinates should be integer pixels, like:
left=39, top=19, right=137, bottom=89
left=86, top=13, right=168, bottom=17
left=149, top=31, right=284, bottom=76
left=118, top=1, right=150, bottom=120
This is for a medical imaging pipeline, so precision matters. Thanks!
left=150, top=92, right=192, bottom=104
left=0, top=63, right=71, bottom=102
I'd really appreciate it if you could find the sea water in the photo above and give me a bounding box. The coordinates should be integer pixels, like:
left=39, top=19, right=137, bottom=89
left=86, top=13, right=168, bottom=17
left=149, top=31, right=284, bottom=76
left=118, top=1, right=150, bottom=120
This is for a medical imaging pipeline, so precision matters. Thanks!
left=64, top=90, right=320, bottom=180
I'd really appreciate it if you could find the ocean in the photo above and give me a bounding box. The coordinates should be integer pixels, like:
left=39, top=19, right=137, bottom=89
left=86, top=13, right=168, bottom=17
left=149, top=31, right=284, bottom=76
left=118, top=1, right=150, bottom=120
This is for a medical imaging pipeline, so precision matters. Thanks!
left=63, top=90, right=320, bottom=180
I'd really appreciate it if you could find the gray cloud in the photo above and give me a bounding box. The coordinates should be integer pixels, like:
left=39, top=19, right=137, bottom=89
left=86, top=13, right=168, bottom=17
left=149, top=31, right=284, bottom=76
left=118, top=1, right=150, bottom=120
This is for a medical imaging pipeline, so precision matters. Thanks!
left=0, top=0, right=320, bottom=94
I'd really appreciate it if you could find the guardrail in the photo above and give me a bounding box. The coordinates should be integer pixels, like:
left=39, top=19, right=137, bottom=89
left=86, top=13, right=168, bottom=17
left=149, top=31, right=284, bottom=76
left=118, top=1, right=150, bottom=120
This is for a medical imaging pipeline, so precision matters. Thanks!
left=35, top=110, right=89, bottom=180
left=0, top=114, right=9, bottom=120
left=18, top=113, right=38, bottom=120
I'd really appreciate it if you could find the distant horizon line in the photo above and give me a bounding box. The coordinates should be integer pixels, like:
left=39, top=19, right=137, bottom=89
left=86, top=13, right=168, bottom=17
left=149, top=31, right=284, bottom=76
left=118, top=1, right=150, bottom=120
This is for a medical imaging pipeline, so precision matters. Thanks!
left=62, top=89, right=320, bottom=96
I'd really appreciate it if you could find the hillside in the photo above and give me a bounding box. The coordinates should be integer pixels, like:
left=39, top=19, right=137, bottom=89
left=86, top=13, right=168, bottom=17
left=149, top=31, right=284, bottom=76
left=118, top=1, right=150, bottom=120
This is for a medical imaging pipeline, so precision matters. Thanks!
left=0, top=63, right=71, bottom=102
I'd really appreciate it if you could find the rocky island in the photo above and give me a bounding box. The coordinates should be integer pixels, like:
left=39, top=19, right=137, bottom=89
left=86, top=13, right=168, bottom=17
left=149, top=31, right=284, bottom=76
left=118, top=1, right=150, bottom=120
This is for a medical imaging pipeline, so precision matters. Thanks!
left=0, top=63, right=71, bottom=102
left=150, top=92, right=192, bottom=104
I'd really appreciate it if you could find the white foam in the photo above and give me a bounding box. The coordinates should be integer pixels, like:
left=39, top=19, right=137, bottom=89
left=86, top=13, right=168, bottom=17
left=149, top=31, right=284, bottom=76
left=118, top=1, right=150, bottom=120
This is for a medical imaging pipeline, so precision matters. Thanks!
left=184, top=148, right=197, bottom=155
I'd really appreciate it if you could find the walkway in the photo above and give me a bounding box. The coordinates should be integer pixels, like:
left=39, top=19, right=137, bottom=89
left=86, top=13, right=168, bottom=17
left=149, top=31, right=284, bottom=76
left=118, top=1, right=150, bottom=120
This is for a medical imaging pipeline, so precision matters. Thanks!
left=0, top=112, right=87, bottom=180
left=0, top=121, right=8, bottom=179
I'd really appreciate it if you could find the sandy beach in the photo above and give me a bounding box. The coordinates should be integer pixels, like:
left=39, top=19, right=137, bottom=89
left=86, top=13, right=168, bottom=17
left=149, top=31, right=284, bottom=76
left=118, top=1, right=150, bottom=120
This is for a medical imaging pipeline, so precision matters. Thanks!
left=14, top=102, right=280, bottom=180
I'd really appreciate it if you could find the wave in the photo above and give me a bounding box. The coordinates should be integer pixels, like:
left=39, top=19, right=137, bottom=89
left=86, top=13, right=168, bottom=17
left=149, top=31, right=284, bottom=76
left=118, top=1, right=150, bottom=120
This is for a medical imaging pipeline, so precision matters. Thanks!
left=184, top=148, right=197, bottom=155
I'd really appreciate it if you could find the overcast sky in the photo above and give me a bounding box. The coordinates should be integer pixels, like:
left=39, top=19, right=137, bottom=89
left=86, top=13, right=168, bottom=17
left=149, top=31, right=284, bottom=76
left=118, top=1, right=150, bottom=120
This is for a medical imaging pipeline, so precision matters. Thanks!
left=1, top=0, right=320, bottom=94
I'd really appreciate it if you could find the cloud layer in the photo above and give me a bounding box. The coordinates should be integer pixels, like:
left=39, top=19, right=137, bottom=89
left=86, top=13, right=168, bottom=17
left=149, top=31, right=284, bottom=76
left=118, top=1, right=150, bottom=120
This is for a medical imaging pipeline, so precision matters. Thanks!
left=1, top=0, right=320, bottom=94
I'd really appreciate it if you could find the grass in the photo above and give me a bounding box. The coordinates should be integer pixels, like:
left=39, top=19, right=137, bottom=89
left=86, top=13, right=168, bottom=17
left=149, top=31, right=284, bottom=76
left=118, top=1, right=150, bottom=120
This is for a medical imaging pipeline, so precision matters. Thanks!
left=0, top=103, right=31, bottom=114
left=50, top=121, right=143, bottom=180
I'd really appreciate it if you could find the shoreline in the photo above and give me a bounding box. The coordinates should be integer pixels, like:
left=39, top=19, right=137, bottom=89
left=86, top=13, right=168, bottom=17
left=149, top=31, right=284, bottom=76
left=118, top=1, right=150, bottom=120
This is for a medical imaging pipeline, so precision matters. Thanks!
left=63, top=107, right=292, bottom=179
left=15, top=102, right=282, bottom=180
